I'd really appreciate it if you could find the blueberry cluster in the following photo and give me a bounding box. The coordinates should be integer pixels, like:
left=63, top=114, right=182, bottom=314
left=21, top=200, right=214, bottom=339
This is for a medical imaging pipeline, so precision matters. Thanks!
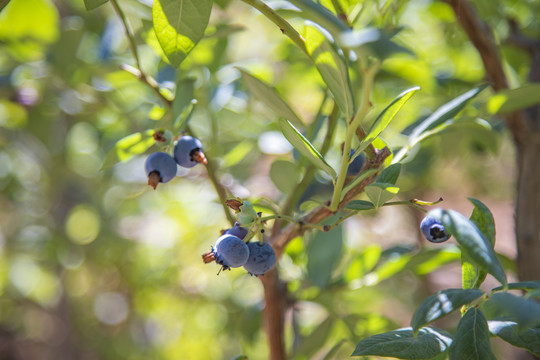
left=420, top=214, right=450, bottom=243
left=202, top=222, right=277, bottom=276
left=145, top=135, right=207, bottom=189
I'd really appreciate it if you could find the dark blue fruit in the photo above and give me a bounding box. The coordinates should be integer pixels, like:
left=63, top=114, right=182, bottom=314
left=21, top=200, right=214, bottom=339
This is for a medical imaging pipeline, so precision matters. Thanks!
left=420, top=215, right=450, bottom=243
left=223, top=222, right=249, bottom=240
left=145, top=152, right=177, bottom=189
left=174, top=135, right=207, bottom=168
left=347, top=150, right=365, bottom=176
left=243, top=242, right=276, bottom=276
left=213, top=234, right=249, bottom=270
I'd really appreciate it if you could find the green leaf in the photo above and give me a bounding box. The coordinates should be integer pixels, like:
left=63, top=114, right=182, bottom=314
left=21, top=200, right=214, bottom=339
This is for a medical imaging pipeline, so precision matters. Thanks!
left=462, top=198, right=495, bottom=289
left=487, top=83, right=540, bottom=114
left=288, top=0, right=349, bottom=39
left=365, top=182, right=399, bottom=208
left=409, top=85, right=487, bottom=140
left=304, top=23, right=355, bottom=120
left=450, top=308, right=495, bottom=360
left=84, top=0, right=108, bottom=10
left=376, top=163, right=401, bottom=185
left=238, top=68, right=304, bottom=128
left=411, top=289, right=484, bottom=333
left=351, top=327, right=452, bottom=359
left=493, top=281, right=540, bottom=292
left=483, top=293, right=540, bottom=330
left=270, top=159, right=301, bottom=193
left=172, top=77, right=195, bottom=128
left=153, top=0, right=213, bottom=68
left=306, top=226, right=343, bottom=288
left=355, top=86, right=420, bottom=155
left=279, top=119, right=336, bottom=179
left=101, top=130, right=156, bottom=170
left=222, top=141, right=252, bottom=167
left=345, top=200, right=374, bottom=211
left=428, top=208, right=507, bottom=286
left=489, top=321, right=540, bottom=356
left=0, top=0, right=59, bottom=44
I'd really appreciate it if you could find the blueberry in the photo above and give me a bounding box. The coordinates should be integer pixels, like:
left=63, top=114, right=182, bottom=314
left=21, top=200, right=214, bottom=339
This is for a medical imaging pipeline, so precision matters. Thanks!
left=211, top=234, right=250, bottom=270
left=420, top=215, right=450, bottom=243
left=347, top=150, right=365, bottom=176
left=223, top=222, right=249, bottom=240
left=243, top=242, right=276, bottom=276
left=173, top=135, right=207, bottom=168
left=144, top=152, right=177, bottom=189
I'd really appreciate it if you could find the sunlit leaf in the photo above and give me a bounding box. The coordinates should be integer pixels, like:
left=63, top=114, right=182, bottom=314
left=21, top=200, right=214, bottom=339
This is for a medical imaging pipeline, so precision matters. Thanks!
left=238, top=68, right=304, bottom=128
left=409, top=85, right=487, bottom=140
left=289, top=0, right=349, bottom=38
left=487, top=84, right=540, bottom=114
left=352, top=327, right=452, bottom=358
left=340, top=169, right=377, bottom=200
left=172, top=77, right=195, bottom=128
left=279, top=119, right=336, bottom=179
left=0, top=0, right=10, bottom=12
left=355, top=86, right=420, bottom=155
left=304, top=23, right=355, bottom=120
left=489, top=321, right=540, bottom=356
left=428, top=208, right=506, bottom=286
left=365, top=182, right=399, bottom=208
left=101, top=130, right=155, bottom=170
left=153, top=0, right=213, bottom=67
left=450, top=308, right=495, bottom=360
left=411, top=289, right=484, bottom=333
left=84, top=0, right=108, bottom=10
left=0, top=0, right=59, bottom=44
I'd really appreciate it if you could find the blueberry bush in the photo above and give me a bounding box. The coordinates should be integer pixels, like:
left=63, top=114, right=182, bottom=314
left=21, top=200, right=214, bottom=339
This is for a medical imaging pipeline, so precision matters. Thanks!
left=1, top=0, right=540, bottom=359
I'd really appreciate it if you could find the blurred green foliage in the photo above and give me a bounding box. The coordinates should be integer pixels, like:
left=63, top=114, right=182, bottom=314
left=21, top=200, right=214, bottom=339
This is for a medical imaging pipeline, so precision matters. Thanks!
left=0, top=0, right=531, bottom=359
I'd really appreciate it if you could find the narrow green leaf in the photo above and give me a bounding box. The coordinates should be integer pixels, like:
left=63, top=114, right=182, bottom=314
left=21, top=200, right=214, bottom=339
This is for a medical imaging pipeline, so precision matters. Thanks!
left=410, top=85, right=487, bottom=140
left=483, top=293, right=540, bottom=330
left=365, top=182, right=399, bottom=208
left=84, top=0, right=108, bottom=10
left=101, top=130, right=155, bottom=170
left=489, top=321, right=540, bottom=357
left=411, top=289, right=484, bottom=333
left=307, top=226, right=343, bottom=288
left=493, top=281, right=540, bottom=292
left=463, top=198, right=495, bottom=289
left=351, top=327, right=452, bottom=358
left=238, top=69, right=304, bottom=128
left=487, top=83, right=540, bottom=114
left=304, top=23, right=355, bottom=120
left=345, top=200, right=374, bottom=211
left=222, top=141, right=252, bottom=167
left=450, top=308, right=495, bottom=360
left=153, top=0, right=213, bottom=68
left=356, top=86, right=420, bottom=155
left=270, top=159, right=301, bottom=193
left=428, top=208, right=507, bottom=286
left=376, top=163, right=401, bottom=185
left=279, top=119, right=336, bottom=179
left=288, top=0, right=349, bottom=38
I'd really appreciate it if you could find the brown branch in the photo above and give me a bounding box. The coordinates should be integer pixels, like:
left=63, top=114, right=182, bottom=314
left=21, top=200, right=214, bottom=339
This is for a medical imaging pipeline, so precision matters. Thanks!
left=445, top=0, right=508, bottom=91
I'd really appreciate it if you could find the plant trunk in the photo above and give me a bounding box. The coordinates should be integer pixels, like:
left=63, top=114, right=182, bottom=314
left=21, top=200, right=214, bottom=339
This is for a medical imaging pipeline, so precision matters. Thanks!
left=260, top=268, right=288, bottom=360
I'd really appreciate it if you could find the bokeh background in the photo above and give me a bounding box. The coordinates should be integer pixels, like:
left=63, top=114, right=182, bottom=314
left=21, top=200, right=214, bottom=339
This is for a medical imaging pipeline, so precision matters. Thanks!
left=0, top=0, right=536, bottom=358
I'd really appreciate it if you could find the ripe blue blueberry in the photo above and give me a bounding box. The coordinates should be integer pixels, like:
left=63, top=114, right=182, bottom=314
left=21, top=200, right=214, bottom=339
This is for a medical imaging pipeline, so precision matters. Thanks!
left=223, top=222, right=249, bottom=240
left=174, top=135, right=207, bottom=168
left=243, top=242, right=276, bottom=276
left=144, top=152, right=177, bottom=189
left=347, top=150, right=365, bottom=176
left=420, top=215, right=450, bottom=243
left=208, top=234, right=250, bottom=270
